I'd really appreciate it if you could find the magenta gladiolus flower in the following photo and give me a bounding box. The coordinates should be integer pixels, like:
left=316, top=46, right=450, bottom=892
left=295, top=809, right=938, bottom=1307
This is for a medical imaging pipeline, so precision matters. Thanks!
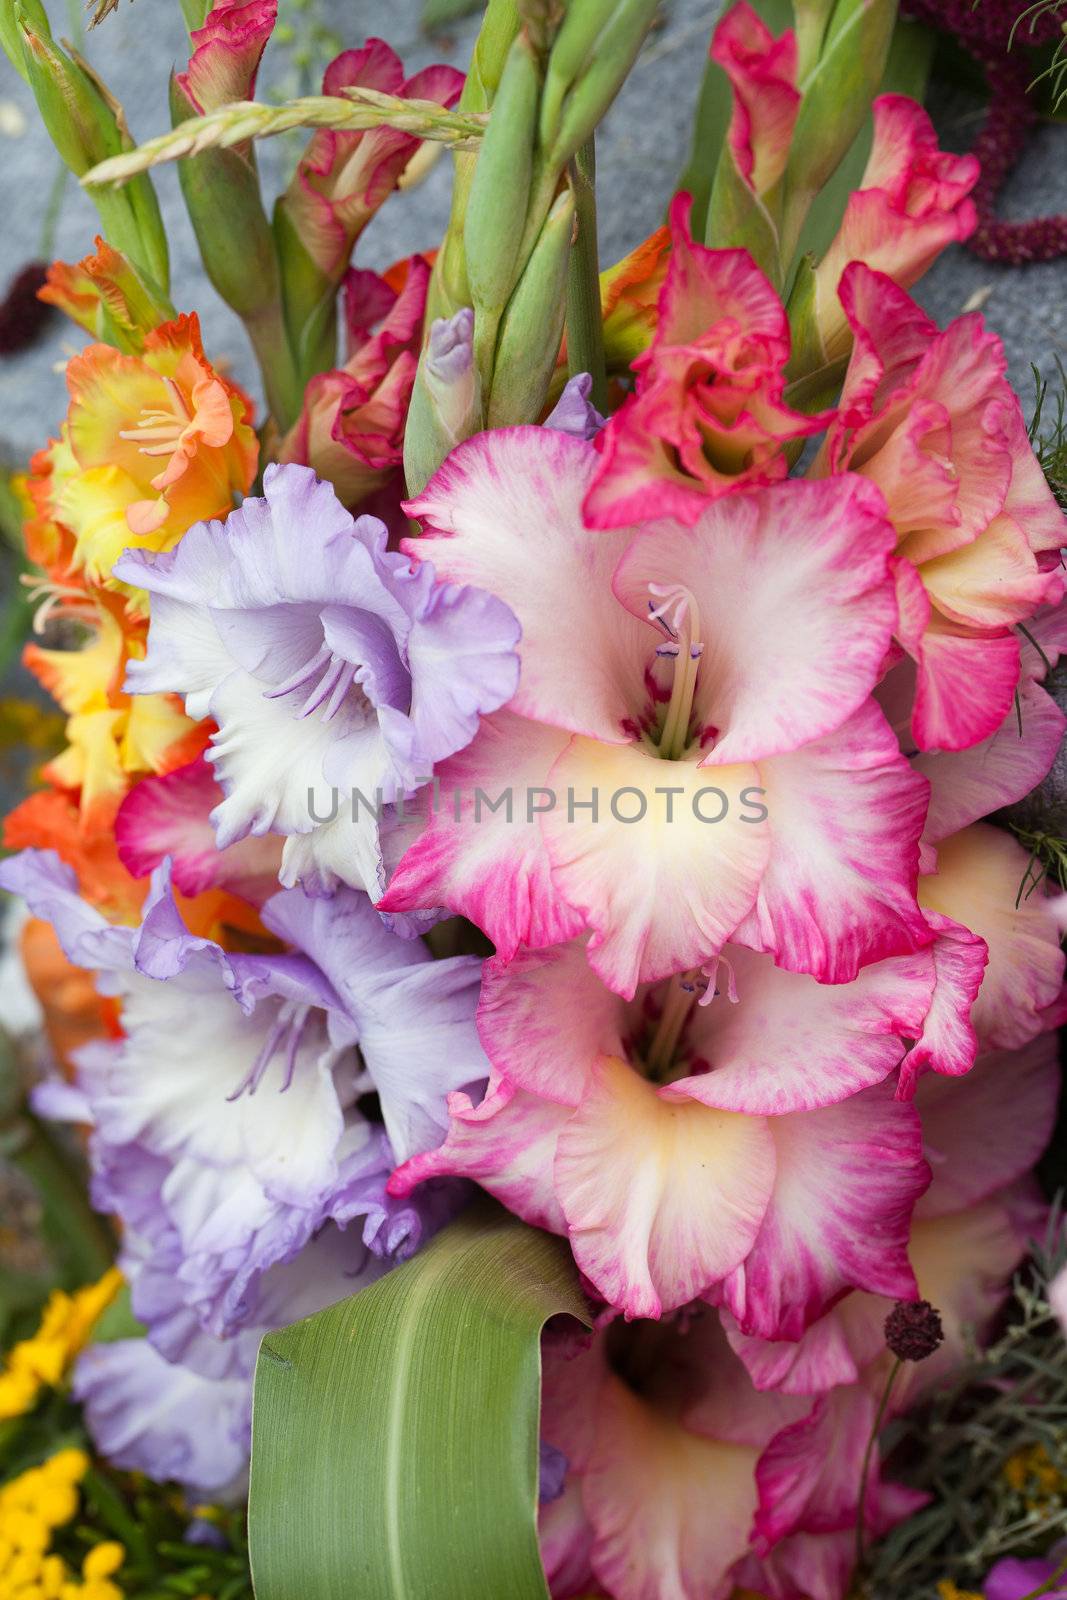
left=583, top=194, right=826, bottom=528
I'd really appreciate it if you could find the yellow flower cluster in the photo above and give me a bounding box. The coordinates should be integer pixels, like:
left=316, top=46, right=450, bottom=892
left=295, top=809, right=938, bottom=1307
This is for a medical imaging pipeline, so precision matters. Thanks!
left=0, top=1272, right=122, bottom=1423
left=0, top=1447, right=125, bottom=1599
left=935, top=1581, right=984, bottom=1600
left=1003, top=1442, right=1067, bottom=1511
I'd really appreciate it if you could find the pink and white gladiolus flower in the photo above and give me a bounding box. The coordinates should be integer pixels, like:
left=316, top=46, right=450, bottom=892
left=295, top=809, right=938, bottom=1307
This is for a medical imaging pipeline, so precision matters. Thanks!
left=539, top=1311, right=924, bottom=1600
left=380, top=427, right=931, bottom=996
left=817, top=263, right=1066, bottom=751
left=725, top=1033, right=1061, bottom=1397
left=812, top=97, right=979, bottom=362
left=392, top=936, right=933, bottom=1328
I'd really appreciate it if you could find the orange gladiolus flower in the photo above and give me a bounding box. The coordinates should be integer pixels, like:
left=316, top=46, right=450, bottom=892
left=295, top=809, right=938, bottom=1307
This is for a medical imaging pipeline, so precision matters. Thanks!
left=31, top=312, right=256, bottom=602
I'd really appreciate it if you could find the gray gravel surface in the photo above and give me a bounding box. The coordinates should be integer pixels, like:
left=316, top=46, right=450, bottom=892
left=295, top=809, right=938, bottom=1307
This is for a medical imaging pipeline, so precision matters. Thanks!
left=0, top=0, right=1063, bottom=462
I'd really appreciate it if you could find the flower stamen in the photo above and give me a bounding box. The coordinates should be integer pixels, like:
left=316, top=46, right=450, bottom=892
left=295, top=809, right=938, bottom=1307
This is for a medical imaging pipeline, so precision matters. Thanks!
left=265, top=644, right=367, bottom=725
left=644, top=969, right=706, bottom=1081
left=228, top=1000, right=312, bottom=1099
left=648, top=582, right=704, bottom=759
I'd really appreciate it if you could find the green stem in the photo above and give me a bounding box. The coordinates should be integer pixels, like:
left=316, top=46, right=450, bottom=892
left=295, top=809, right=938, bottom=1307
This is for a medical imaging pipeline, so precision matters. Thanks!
left=37, top=159, right=67, bottom=259
left=854, top=1356, right=902, bottom=1582
left=565, top=136, right=607, bottom=413
left=243, top=300, right=304, bottom=436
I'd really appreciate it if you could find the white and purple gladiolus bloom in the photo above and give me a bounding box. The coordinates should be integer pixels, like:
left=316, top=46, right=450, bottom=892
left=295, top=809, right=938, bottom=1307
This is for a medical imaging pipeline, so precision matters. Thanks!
left=111, top=462, right=521, bottom=897
left=0, top=850, right=488, bottom=1361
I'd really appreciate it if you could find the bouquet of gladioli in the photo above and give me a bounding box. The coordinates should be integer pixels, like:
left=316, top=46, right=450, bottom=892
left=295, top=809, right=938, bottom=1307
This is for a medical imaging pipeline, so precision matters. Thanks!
left=0, top=0, right=1065, bottom=1595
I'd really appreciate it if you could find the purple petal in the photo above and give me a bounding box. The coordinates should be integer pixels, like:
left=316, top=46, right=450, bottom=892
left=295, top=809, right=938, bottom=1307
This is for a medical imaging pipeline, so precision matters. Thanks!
left=544, top=372, right=607, bottom=440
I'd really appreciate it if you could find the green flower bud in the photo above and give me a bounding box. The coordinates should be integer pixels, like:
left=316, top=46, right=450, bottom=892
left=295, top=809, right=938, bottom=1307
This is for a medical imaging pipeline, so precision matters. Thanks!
left=0, top=0, right=47, bottom=86
left=487, top=185, right=575, bottom=428
left=547, top=0, right=659, bottom=169
left=540, top=0, right=625, bottom=152
left=464, top=31, right=541, bottom=320
left=707, top=131, right=781, bottom=284
left=780, top=0, right=898, bottom=262
left=18, top=19, right=168, bottom=290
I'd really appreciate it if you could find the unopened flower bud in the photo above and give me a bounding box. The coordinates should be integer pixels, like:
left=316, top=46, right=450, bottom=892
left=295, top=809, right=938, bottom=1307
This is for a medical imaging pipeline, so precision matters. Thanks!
left=403, top=308, right=483, bottom=498
left=884, top=1299, right=944, bottom=1362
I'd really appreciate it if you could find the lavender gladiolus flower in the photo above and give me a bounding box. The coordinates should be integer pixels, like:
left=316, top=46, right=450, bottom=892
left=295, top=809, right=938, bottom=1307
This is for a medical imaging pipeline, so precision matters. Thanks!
left=111, top=463, right=520, bottom=897
left=73, top=1340, right=253, bottom=1500
left=0, top=849, right=487, bottom=1356
left=72, top=1221, right=386, bottom=1496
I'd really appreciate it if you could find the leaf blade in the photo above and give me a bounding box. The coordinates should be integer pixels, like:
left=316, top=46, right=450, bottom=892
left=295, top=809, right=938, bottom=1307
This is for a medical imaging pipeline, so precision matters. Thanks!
left=248, top=1201, right=589, bottom=1600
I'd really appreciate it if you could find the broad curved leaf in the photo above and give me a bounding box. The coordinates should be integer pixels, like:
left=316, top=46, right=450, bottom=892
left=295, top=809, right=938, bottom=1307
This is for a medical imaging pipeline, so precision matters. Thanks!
left=248, top=1200, right=589, bottom=1600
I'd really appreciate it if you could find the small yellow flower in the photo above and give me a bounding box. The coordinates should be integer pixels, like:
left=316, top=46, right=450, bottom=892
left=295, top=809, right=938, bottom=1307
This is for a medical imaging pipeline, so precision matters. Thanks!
left=936, top=1581, right=985, bottom=1600
left=65, top=1271, right=124, bottom=1354
left=43, top=1452, right=89, bottom=1486
left=1, top=1509, right=50, bottom=1554
left=34, top=1481, right=79, bottom=1531
left=39, top=1552, right=69, bottom=1596
left=0, top=1271, right=123, bottom=1420
left=82, top=1542, right=124, bottom=1582
left=0, top=1367, right=41, bottom=1421
left=6, top=1547, right=44, bottom=1586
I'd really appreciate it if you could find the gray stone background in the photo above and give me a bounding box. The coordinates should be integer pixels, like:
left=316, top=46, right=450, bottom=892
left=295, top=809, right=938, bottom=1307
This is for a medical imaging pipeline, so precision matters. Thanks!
left=0, top=0, right=1064, bottom=466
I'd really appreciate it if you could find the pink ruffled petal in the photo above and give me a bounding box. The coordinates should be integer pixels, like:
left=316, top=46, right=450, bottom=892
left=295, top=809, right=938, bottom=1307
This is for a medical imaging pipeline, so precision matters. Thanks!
left=377, top=711, right=584, bottom=962
left=115, top=757, right=283, bottom=904
left=913, top=673, right=1066, bottom=841
left=387, top=1073, right=568, bottom=1235
left=476, top=940, right=626, bottom=1107
left=814, top=98, right=978, bottom=359
left=896, top=907, right=986, bottom=1097
left=734, top=700, right=930, bottom=982
left=920, top=513, right=1064, bottom=631
left=920, top=823, right=1065, bottom=1051
left=542, top=738, right=769, bottom=997
left=753, top=1385, right=877, bottom=1548
left=916, top=1033, right=1061, bottom=1218
left=554, top=1055, right=776, bottom=1319
left=673, top=943, right=931, bottom=1115
left=405, top=428, right=647, bottom=741
left=583, top=1371, right=760, bottom=1600
left=709, top=1, right=799, bottom=196
left=909, top=615, right=1021, bottom=753
left=716, top=1081, right=926, bottom=1340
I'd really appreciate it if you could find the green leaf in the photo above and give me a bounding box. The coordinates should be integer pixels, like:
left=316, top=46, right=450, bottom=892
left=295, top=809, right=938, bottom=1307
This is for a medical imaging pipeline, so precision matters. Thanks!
left=248, top=1200, right=590, bottom=1600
